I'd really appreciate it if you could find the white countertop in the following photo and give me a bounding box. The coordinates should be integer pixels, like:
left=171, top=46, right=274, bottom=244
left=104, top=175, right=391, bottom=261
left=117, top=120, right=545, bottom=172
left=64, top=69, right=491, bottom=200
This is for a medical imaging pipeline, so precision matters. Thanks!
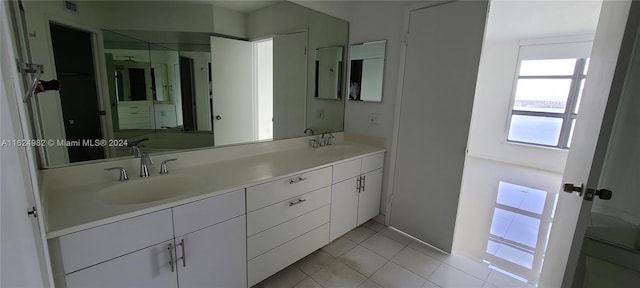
left=45, top=142, right=385, bottom=238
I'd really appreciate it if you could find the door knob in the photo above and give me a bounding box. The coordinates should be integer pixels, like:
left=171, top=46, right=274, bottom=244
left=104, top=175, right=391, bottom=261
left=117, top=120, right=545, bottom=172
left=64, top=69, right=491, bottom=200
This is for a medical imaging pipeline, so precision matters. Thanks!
left=215, top=115, right=222, bottom=120
left=563, top=183, right=584, bottom=196
left=565, top=183, right=613, bottom=201
left=584, top=188, right=612, bottom=201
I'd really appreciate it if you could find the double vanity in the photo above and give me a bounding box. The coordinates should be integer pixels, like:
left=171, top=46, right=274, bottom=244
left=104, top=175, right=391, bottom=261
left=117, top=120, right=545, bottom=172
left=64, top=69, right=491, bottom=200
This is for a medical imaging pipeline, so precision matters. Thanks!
left=43, top=137, right=385, bottom=288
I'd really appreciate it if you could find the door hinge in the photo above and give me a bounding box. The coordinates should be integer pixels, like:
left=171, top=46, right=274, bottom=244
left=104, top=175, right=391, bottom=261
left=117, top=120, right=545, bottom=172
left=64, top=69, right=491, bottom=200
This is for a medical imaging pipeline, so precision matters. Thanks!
left=27, top=206, right=38, bottom=218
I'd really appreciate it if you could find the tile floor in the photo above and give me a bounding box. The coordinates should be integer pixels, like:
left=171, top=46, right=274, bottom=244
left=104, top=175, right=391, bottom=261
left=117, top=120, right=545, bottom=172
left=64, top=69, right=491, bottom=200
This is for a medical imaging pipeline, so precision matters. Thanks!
left=253, top=220, right=534, bottom=288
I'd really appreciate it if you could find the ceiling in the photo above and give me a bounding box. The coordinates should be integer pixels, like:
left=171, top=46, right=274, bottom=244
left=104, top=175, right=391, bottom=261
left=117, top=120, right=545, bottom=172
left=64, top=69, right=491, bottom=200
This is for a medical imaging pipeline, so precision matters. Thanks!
left=487, top=0, right=603, bottom=40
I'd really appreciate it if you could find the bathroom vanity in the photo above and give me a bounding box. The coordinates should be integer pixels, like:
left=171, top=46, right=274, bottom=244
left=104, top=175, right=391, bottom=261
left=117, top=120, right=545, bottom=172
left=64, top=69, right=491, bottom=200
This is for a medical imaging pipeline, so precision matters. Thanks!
left=43, top=139, right=385, bottom=288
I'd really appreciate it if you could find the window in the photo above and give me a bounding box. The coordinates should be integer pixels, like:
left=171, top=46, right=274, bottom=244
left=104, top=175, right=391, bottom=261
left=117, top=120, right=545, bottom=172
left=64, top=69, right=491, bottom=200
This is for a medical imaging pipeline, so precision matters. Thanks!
left=507, top=57, right=588, bottom=148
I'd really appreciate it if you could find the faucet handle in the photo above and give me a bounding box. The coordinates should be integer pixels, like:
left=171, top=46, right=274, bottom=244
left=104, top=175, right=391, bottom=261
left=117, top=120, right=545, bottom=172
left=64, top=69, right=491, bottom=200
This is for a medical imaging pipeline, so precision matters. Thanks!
left=326, top=134, right=335, bottom=146
left=309, top=139, right=318, bottom=148
left=160, top=158, right=177, bottom=174
left=105, top=167, right=129, bottom=181
left=141, top=152, right=153, bottom=165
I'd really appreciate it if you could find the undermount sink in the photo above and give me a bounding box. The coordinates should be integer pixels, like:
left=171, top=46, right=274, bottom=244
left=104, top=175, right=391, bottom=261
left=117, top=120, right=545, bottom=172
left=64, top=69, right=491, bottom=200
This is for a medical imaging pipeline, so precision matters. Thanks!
left=100, top=174, right=201, bottom=205
left=314, top=144, right=362, bottom=156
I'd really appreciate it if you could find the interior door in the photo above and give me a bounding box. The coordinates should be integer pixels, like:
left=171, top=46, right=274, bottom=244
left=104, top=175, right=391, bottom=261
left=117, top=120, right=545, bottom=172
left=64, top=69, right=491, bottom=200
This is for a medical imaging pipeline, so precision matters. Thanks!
left=1, top=1, right=52, bottom=286
left=179, top=56, right=197, bottom=131
left=210, top=36, right=254, bottom=146
left=539, top=1, right=635, bottom=287
left=273, top=31, right=307, bottom=139
left=389, top=1, right=488, bottom=253
left=49, top=23, right=104, bottom=162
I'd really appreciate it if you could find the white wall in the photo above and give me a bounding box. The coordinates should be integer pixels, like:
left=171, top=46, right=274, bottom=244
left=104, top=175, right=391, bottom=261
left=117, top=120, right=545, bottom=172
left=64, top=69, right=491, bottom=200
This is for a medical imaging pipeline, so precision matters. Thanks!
left=346, top=2, right=408, bottom=218
left=247, top=1, right=349, bottom=134
left=308, top=1, right=408, bottom=218
left=466, top=0, right=601, bottom=173
left=213, top=6, right=247, bottom=39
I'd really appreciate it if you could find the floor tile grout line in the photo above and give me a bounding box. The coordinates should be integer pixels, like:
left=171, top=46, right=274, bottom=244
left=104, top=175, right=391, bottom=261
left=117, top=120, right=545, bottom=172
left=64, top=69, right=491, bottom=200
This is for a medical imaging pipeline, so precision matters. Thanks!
left=388, top=247, right=444, bottom=281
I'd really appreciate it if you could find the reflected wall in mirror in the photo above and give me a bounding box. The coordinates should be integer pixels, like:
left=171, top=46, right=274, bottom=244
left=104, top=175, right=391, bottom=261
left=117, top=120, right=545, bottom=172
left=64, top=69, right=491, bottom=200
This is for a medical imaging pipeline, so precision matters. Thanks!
left=315, top=46, right=344, bottom=100
left=22, top=0, right=348, bottom=168
left=349, top=40, right=386, bottom=102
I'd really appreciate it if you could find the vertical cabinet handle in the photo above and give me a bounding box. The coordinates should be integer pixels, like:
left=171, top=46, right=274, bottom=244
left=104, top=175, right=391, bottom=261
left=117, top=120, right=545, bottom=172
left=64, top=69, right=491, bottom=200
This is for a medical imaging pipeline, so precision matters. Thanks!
left=179, top=239, right=186, bottom=267
left=362, top=175, right=366, bottom=191
left=356, top=177, right=362, bottom=193
left=168, top=243, right=175, bottom=272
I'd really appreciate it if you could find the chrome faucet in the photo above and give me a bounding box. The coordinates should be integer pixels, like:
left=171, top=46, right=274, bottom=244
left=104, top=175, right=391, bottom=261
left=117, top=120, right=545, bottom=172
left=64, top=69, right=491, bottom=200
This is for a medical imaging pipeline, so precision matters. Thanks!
left=139, top=152, right=153, bottom=178
left=319, top=132, right=334, bottom=147
left=128, top=138, right=149, bottom=158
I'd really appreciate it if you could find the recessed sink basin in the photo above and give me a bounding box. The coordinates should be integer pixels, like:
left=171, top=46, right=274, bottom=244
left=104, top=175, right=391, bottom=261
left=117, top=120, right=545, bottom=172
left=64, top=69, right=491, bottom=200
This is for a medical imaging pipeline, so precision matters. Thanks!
left=100, top=174, right=201, bottom=205
left=314, top=144, right=362, bottom=156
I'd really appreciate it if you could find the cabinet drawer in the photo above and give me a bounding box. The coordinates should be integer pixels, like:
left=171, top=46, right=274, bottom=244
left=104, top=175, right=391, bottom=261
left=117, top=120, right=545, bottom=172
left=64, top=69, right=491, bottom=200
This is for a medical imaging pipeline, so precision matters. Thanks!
left=247, top=167, right=331, bottom=212
left=247, top=205, right=329, bottom=260
left=58, top=209, right=174, bottom=274
left=362, top=153, right=384, bottom=173
left=332, top=159, right=361, bottom=184
left=248, top=223, right=329, bottom=287
left=117, top=104, right=151, bottom=113
left=172, top=189, right=245, bottom=237
left=247, top=186, right=330, bottom=236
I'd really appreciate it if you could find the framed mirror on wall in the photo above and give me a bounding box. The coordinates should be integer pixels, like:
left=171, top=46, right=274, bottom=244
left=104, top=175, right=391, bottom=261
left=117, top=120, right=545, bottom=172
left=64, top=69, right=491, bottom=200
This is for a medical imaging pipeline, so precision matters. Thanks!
left=349, top=40, right=386, bottom=102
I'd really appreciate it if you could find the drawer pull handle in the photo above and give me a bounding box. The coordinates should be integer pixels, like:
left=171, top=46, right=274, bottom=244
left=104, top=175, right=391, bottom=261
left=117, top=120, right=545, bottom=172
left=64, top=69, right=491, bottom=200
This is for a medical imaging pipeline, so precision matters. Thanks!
left=168, top=243, right=175, bottom=272
left=289, top=177, right=307, bottom=184
left=179, top=239, right=186, bottom=267
left=289, top=198, right=307, bottom=206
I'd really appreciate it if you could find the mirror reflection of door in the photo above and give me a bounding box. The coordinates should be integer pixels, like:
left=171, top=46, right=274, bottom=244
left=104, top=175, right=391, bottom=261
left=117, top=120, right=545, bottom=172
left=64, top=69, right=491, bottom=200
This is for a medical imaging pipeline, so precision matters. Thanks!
left=49, top=23, right=105, bottom=162
left=211, top=36, right=255, bottom=146
left=273, top=32, right=307, bottom=139
left=179, top=56, right=197, bottom=131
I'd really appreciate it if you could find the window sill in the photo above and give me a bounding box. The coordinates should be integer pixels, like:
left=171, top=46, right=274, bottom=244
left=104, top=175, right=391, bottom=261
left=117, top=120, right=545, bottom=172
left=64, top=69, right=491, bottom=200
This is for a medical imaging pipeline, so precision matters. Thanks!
left=505, top=140, right=570, bottom=152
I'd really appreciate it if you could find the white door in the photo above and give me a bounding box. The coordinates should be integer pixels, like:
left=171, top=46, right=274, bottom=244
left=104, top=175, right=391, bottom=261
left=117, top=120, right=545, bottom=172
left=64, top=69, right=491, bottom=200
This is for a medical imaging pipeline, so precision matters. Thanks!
left=389, top=1, right=488, bottom=253
left=330, top=177, right=359, bottom=241
left=211, top=36, right=255, bottom=146
left=539, top=1, right=635, bottom=287
left=176, top=216, right=246, bottom=288
left=65, top=241, right=178, bottom=288
left=1, top=1, right=51, bottom=286
left=357, top=169, right=383, bottom=226
left=273, top=32, right=307, bottom=139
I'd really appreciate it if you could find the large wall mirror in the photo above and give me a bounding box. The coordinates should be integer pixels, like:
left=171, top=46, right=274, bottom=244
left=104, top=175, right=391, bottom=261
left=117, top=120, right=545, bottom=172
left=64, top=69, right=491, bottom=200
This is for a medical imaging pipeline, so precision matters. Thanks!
left=22, top=0, right=348, bottom=168
left=349, top=40, right=386, bottom=102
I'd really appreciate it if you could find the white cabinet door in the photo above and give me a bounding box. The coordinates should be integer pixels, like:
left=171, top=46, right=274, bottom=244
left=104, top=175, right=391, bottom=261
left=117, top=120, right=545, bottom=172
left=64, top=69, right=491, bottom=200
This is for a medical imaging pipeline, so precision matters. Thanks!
left=357, top=169, right=383, bottom=226
left=330, top=177, right=359, bottom=241
left=176, top=216, right=246, bottom=288
left=65, top=240, right=177, bottom=288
